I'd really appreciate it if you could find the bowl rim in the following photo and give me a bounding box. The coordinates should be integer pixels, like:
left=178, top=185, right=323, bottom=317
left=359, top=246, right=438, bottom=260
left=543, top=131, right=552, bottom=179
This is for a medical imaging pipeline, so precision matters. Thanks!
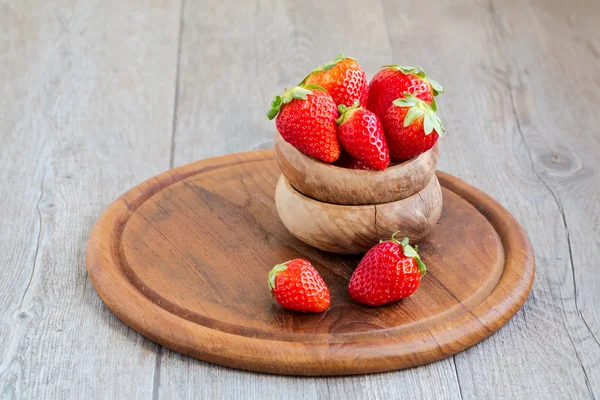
left=279, top=174, right=438, bottom=210
left=274, top=131, right=439, bottom=176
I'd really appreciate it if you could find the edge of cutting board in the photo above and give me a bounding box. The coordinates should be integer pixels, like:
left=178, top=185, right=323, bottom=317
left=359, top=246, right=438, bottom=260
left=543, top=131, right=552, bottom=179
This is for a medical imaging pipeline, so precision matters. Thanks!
left=86, top=150, right=535, bottom=376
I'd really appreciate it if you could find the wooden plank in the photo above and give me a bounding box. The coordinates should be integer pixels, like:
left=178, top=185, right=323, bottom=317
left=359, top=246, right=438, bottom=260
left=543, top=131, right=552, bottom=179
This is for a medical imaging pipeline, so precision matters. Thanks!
left=485, top=0, right=600, bottom=396
left=170, top=0, right=276, bottom=164
left=160, top=0, right=323, bottom=397
left=161, top=0, right=462, bottom=398
left=0, top=0, right=596, bottom=398
left=379, top=0, right=600, bottom=398
left=169, top=0, right=395, bottom=164
left=0, top=0, right=181, bottom=398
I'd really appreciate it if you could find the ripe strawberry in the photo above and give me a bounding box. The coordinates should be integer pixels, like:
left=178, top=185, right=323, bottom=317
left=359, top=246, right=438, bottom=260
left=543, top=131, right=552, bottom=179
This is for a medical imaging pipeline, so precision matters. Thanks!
left=348, top=235, right=426, bottom=306
left=302, top=52, right=368, bottom=107
left=381, top=94, right=444, bottom=161
left=366, top=65, right=444, bottom=121
left=268, top=259, right=330, bottom=313
left=335, top=151, right=373, bottom=170
left=336, top=100, right=389, bottom=170
left=267, top=85, right=340, bottom=163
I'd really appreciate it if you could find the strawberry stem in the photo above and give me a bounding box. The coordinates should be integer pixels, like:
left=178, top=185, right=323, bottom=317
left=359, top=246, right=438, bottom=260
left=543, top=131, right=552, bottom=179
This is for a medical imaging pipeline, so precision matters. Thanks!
left=336, top=99, right=360, bottom=125
left=388, top=233, right=427, bottom=276
left=268, top=262, right=289, bottom=291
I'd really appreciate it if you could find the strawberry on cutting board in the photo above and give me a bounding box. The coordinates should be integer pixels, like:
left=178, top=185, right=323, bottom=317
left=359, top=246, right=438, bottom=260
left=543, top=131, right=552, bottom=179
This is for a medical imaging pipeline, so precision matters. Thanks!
left=267, top=85, right=340, bottom=163
left=336, top=100, right=389, bottom=170
left=348, top=234, right=426, bottom=306
left=268, top=259, right=330, bottom=312
left=367, top=65, right=444, bottom=121
left=302, top=52, right=369, bottom=108
left=382, top=94, right=444, bottom=161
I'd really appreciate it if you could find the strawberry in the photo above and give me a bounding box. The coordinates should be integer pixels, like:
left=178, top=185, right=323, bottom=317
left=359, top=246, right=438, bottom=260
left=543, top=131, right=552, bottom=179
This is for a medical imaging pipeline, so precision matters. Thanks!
left=335, top=151, right=373, bottom=170
left=366, top=65, right=444, bottom=121
left=381, top=94, right=444, bottom=161
left=348, top=234, right=426, bottom=306
left=267, top=85, right=340, bottom=163
left=302, top=52, right=368, bottom=107
left=268, top=259, right=330, bottom=312
left=336, top=100, right=389, bottom=170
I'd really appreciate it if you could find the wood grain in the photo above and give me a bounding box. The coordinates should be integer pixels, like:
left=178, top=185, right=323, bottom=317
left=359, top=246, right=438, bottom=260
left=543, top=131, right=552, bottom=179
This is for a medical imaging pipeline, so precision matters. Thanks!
left=87, top=150, right=534, bottom=376
left=161, top=0, right=464, bottom=396
left=276, top=174, right=442, bottom=253
left=1, top=0, right=599, bottom=397
left=275, top=133, right=439, bottom=205
left=482, top=1, right=600, bottom=396
left=378, top=0, right=600, bottom=397
left=0, top=0, right=181, bottom=398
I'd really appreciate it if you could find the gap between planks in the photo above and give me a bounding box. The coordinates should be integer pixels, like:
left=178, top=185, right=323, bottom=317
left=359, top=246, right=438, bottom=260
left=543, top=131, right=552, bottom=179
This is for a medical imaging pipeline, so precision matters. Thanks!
left=169, top=0, right=186, bottom=171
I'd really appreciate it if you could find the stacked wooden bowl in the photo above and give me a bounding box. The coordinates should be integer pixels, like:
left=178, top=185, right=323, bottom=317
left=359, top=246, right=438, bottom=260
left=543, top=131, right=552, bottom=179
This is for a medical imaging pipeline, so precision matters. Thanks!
left=274, top=133, right=443, bottom=254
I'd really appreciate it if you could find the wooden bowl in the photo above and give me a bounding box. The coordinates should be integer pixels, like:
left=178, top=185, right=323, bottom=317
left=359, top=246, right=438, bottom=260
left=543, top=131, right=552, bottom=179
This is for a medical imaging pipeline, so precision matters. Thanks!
left=274, top=132, right=439, bottom=205
left=275, top=174, right=443, bottom=254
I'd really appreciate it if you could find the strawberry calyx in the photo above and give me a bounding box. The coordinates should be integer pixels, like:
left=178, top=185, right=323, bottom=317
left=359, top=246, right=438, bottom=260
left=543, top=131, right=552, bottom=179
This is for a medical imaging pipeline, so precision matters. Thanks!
left=386, top=233, right=427, bottom=275
left=315, top=51, right=354, bottom=72
left=336, top=99, right=360, bottom=125
left=268, top=262, right=290, bottom=292
left=266, top=84, right=327, bottom=120
left=392, top=93, right=445, bottom=136
left=299, top=51, right=355, bottom=84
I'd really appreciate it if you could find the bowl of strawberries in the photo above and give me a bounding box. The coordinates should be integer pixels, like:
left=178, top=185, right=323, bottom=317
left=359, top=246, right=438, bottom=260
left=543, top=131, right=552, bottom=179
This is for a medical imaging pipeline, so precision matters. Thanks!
left=267, top=53, right=445, bottom=254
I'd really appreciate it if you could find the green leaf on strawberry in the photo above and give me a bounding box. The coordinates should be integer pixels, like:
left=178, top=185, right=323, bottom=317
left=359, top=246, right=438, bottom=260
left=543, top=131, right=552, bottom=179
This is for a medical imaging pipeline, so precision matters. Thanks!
left=267, top=85, right=327, bottom=120
left=403, top=106, right=422, bottom=127
left=300, top=52, right=355, bottom=84
left=393, top=235, right=427, bottom=275
left=302, top=84, right=327, bottom=92
left=392, top=94, right=445, bottom=136
left=427, top=77, right=444, bottom=97
left=267, top=96, right=283, bottom=120
left=268, top=262, right=289, bottom=292
left=336, top=99, right=360, bottom=124
left=319, top=51, right=349, bottom=71
left=382, top=65, right=424, bottom=76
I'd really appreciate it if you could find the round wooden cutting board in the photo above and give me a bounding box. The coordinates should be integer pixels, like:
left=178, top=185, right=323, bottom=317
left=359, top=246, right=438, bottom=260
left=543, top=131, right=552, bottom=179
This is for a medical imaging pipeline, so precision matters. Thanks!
left=86, top=150, right=535, bottom=376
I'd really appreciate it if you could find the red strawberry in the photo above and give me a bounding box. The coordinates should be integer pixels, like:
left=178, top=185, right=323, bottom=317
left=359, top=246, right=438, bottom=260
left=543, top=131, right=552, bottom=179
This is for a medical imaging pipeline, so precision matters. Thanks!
left=381, top=94, right=444, bottom=161
left=366, top=65, right=444, bottom=121
left=334, top=151, right=373, bottom=170
left=303, top=52, right=368, bottom=107
left=336, top=101, right=389, bottom=170
left=348, top=235, right=426, bottom=306
left=268, top=259, right=330, bottom=312
left=267, top=85, right=340, bottom=163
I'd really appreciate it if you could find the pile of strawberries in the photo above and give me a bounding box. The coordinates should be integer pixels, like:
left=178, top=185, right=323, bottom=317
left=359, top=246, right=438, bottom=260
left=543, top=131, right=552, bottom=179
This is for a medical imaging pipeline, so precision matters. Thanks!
left=267, top=52, right=445, bottom=170
left=269, top=233, right=426, bottom=312
left=266, top=53, right=443, bottom=311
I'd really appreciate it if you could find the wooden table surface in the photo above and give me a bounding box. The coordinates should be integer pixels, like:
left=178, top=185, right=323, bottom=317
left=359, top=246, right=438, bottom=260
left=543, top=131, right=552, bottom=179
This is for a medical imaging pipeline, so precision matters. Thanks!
left=1, top=0, right=598, bottom=398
